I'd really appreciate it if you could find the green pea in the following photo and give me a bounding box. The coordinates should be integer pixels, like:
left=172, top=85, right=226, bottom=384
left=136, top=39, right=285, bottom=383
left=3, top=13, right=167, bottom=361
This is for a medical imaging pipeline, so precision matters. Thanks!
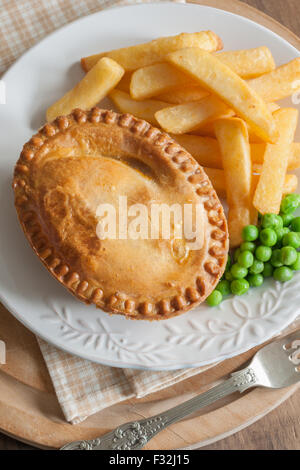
left=249, top=259, right=264, bottom=274
left=280, top=246, right=298, bottom=266
left=237, top=251, right=254, bottom=268
left=247, top=273, right=264, bottom=287
left=216, top=280, right=231, bottom=296
left=233, top=248, right=241, bottom=262
left=273, top=266, right=293, bottom=283
left=259, top=228, right=277, bottom=247
left=206, top=290, right=223, bottom=306
left=261, top=214, right=276, bottom=228
left=291, top=252, right=300, bottom=271
left=255, top=245, right=272, bottom=262
left=274, top=215, right=284, bottom=229
left=282, top=231, right=300, bottom=249
left=230, top=279, right=249, bottom=296
left=280, top=194, right=300, bottom=215
left=290, top=216, right=300, bottom=232
left=280, top=213, right=294, bottom=227
left=276, top=227, right=290, bottom=248
left=242, top=225, right=259, bottom=242
left=271, top=249, right=283, bottom=268
left=263, top=262, right=273, bottom=278
left=261, top=214, right=283, bottom=230
left=225, top=271, right=233, bottom=282
left=274, top=227, right=285, bottom=244
left=276, top=227, right=290, bottom=247
left=231, top=263, right=248, bottom=279
left=240, top=242, right=256, bottom=253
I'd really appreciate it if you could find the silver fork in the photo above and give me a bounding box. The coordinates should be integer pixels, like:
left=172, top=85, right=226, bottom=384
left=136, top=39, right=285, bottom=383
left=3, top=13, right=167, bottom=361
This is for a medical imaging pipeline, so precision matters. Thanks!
left=61, top=330, right=300, bottom=450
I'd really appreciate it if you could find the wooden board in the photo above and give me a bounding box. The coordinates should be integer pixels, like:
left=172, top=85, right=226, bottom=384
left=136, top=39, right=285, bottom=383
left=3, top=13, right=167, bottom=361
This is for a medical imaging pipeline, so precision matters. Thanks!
left=0, top=303, right=299, bottom=450
left=0, top=0, right=300, bottom=450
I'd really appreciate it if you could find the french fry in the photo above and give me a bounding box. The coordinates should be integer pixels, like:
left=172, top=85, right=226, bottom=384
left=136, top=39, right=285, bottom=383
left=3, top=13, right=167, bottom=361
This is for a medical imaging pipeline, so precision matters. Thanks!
left=109, top=90, right=169, bottom=125
left=155, top=95, right=233, bottom=134
left=204, top=167, right=232, bottom=198
left=167, top=48, right=278, bottom=143
left=116, top=72, right=132, bottom=93
left=242, top=103, right=280, bottom=143
left=251, top=163, right=263, bottom=173
left=192, top=102, right=279, bottom=140
left=215, top=46, right=275, bottom=79
left=248, top=148, right=300, bottom=173
left=214, top=118, right=253, bottom=247
left=250, top=143, right=267, bottom=165
left=191, top=121, right=216, bottom=137
left=253, top=108, right=299, bottom=214
left=205, top=167, right=298, bottom=198
left=129, top=46, right=276, bottom=101
left=157, top=87, right=281, bottom=106
left=169, top=133, right=300, bottom=171
left=131, top=48, right=275, bottom=101
left=248, top=58, right=300, bottom=102
left=289, top=143, right=300, bottom=169
left=170, top=134, right=222, bottom=168
left=156, top=86, right=209, bottom=104
left=81, top=32, right=223, bottom=72
left=130, top=63, right=196, bottom=100
left=46, top=58, right=124, bottom=122
left=268, top=102, right=280, bottom=113
left=281, top=174, right=298, bottom=194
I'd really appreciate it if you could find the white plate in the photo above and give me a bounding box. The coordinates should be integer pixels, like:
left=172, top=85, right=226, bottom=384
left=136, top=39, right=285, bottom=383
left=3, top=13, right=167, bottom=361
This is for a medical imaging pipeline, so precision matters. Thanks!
left=1, top=2, right=300, bottom=370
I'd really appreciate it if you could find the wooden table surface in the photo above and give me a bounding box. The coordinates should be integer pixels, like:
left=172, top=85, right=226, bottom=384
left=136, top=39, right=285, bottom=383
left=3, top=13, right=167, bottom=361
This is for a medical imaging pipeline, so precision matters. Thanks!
left=1, top=0, right=300, bottom=451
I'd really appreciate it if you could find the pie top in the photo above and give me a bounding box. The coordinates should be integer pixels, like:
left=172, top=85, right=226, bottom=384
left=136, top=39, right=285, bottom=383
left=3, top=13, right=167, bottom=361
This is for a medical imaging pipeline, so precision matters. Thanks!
left=13, top=108, right=228, bottom=320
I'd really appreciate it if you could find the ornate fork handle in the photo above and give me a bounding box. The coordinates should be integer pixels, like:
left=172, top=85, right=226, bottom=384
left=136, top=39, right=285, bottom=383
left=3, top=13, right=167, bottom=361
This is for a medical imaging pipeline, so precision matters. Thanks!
left=61, top=366, right=257, bottom=450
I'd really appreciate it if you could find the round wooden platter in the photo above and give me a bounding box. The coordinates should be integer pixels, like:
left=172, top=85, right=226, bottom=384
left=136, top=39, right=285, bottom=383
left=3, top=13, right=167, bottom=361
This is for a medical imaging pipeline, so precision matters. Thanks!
left=1, top=0, right=300, bottom=450
left=0, top=303, right=299, bottom=450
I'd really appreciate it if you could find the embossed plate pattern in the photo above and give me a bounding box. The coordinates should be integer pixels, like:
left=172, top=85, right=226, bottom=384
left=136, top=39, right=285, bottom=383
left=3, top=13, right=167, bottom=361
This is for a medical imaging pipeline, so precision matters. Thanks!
left=0, top=2, right=300, bottom=369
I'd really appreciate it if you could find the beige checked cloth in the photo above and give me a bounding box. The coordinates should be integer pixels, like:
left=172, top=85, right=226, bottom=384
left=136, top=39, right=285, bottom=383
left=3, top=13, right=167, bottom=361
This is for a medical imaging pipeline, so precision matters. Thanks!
left=0, top=0, right=180, bottom=76
left=1, top=0, right=215, bottom=425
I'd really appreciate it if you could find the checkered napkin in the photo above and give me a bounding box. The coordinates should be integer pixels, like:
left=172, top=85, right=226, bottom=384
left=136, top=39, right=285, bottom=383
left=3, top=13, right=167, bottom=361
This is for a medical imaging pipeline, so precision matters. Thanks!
left=1, top=0, right=215, bottom=424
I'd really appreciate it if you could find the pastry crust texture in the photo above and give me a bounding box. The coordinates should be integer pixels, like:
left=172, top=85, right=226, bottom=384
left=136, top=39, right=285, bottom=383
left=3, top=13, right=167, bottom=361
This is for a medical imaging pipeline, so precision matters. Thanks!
left=13, top=108, right=229, bottom=320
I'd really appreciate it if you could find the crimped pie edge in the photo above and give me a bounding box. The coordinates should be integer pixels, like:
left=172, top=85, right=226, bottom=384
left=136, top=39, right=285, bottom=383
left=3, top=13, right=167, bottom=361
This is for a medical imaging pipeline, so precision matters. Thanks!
left=13, top=107, right=229, bottom=320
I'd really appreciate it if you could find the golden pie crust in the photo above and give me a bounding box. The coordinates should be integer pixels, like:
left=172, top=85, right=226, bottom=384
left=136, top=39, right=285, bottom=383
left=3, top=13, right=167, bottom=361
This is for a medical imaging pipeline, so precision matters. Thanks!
left=13, top=108, right=228, bottom=320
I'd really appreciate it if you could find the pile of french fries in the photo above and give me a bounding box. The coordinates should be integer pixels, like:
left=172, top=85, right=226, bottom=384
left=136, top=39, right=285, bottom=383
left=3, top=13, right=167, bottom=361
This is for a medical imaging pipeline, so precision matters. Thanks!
left=46, top=32, right=300, bottom=247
